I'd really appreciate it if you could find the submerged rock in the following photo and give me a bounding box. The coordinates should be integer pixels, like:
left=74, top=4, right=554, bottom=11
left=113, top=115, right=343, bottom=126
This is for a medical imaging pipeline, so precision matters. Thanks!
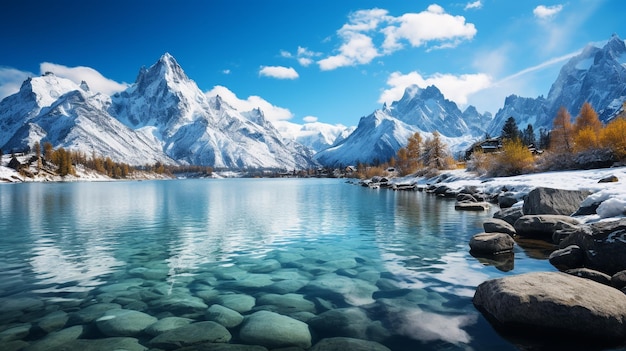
left=53, top=337, right=147, bottom=351
left=473, top=272, right=626, bottom=342
left=144, top=317, right=193, bottom=336
left=239, top=311, right=312, bottom=349
left=205, top=304, right=244, bottom=328
left=149, top=321, right=232, bottom=349
left=309, top=337, right=391, bottom=351
left=95, top=309, right=157, bottom=337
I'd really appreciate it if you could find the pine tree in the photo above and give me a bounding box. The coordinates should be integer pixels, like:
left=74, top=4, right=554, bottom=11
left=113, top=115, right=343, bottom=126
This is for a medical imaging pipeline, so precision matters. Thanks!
left=33, top=141, right=42, bottom=171
left=522, top=124, right=536, bottom=146
left=501, top=116, right=521, bottom=141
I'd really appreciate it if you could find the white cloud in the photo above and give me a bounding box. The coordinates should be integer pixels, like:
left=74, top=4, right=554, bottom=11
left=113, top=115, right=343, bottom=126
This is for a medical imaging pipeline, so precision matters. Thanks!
left=222, top=69, right=231, bottom=75
left=379, top=71, right=492, bottom=108
left=296, top=47, right=321, bottom=67
left=317, top=5, right=477, bottom=70
left=464, top=1, right=482, bottom=10
left=382, top=5, right=477, bottom=53
left=39, top=62, right=128, bottom=95
left=318, top=32, right=380, bottom=70
left=0, top=67, right=33, bottom=100
left=259, top=66, right=299, bottom=79
left=205, top=85, right=293, bottom=122
left=302, top=116, right=318, bottom=123
left=533, top=4, right=563, bottom=19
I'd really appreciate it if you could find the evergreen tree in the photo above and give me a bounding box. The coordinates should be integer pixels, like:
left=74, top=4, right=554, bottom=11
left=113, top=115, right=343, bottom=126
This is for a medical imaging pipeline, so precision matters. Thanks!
left=33, top=141, right=42, bottom=171
left=538, top=128, right=551, bottom=150
left=522, top=124, right=536, bottom=146
left=501, top=116, right=521, bottom=141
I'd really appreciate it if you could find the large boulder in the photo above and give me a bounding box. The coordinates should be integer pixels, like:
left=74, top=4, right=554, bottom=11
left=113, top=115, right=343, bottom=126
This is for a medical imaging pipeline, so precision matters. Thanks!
left=514, top=215, right=580, bottom=242
left=483, top=218, right=516, bottom=236
left=522, top=187, right=591, bottom=215
left=493, top=207, right=524, bottom=226
left=469, top=233, right=515, bottom=254
left=558, top=219, right=626, bottom=275
left=473, top=272, right=626, bottom=342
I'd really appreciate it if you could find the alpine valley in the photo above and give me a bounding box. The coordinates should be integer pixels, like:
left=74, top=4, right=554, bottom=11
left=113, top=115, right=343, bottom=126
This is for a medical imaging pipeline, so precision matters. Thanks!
left=0, top=34, right=625, bottom=170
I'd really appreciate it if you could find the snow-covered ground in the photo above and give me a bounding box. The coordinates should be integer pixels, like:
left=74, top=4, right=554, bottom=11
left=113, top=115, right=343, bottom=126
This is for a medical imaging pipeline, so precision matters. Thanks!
left=0, top=154, right=171, bottom=183
left=398, top=166, right=626, bottom=223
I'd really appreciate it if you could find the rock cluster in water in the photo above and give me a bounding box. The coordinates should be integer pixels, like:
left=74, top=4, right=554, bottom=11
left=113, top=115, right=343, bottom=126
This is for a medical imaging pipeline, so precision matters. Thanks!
left=0, top=239, right=481, bottom=351
left=454, top=182, right=626, bottom=346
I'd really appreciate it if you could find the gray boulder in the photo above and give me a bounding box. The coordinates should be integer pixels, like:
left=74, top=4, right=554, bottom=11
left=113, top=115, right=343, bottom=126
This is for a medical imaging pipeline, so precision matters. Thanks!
left=474, top=272, right=626, bottom=341
left=565, top=268, right=612, bottom=286
left=612, top=270, right=626, bottom=290
left=493, top=207, right=524, bottom=226
left=309, top=337, right=391, bottom=351
left=149, top=321, right=232, bottom=349
left=522, top=187, right=591, bottom=215
left=558, top=219, right=626, bottom=275
left=498, top=192, right=519, bottom=208
left=469, top=233, right=515, bottom=254
left=455, top=201, right=490, bottom=211
left=483, top=218, right=516, bottom=236
left=514, top=215, right=580, bottom=242
left=549, top=245, right=584, bottom=271
left=239, top=311, right=312, bottom=349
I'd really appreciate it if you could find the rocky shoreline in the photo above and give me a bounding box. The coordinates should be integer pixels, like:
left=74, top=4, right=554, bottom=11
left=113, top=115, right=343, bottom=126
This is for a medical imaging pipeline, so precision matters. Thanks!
left=382, top=170, right=626, bottom=347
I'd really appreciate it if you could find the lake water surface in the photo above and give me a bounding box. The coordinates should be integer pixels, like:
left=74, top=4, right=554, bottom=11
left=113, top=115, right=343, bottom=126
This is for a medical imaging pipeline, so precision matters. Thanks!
left=0, top=178, right=565, bottom=350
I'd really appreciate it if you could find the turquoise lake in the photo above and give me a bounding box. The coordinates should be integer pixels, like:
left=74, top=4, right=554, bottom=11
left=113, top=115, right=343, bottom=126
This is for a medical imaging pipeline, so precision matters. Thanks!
left=0, top=178, right=600, bottom=350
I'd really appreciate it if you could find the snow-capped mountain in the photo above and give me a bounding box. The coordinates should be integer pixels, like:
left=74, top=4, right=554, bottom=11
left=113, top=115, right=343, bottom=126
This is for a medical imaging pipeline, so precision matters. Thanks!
left=0, top=53, right=318, bottom=170
left=110, top=53, right=316, bottom=169
left=389, top=85, right=491, bottom=137
left=314, top=84, right=489, bottom=166
left=0, top=73, right=173, bottom=165
left=275, top=120, right=355, bottom=153
left=487, top=34, right=626, bottom=136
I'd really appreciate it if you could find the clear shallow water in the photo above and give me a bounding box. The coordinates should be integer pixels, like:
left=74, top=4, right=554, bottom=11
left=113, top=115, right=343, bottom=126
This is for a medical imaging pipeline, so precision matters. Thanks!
left=0, top=178, right=561, bottom=350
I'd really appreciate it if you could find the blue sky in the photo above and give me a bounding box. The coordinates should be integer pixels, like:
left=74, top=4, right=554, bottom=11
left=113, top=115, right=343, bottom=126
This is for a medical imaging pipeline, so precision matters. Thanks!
left=0, top=0, right=623, bottom=127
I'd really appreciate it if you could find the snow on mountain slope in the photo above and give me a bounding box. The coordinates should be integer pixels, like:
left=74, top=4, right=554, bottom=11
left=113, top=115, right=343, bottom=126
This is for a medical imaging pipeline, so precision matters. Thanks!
left=110, top=54, right=317, bottom=169
left=3, top=87, right=174, bottom=165
left=275, top=120, right=355, bottom=153
left=0, top=73, right=81, bottom=148
left=487, top=34, right=626, bottom=137
left=314, top=84, right=489, bottom=167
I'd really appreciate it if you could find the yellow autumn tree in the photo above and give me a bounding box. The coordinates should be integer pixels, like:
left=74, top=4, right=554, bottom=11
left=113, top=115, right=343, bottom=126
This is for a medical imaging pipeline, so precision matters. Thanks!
left=550, top=106, right=574, bottom=154
left=395, top=132, right=423, bottom=175
left=573, top=102, right=603, bottom=152
left=601, top=108, right=626, bottom=160
left=490, top=138, right=535, bottom=176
